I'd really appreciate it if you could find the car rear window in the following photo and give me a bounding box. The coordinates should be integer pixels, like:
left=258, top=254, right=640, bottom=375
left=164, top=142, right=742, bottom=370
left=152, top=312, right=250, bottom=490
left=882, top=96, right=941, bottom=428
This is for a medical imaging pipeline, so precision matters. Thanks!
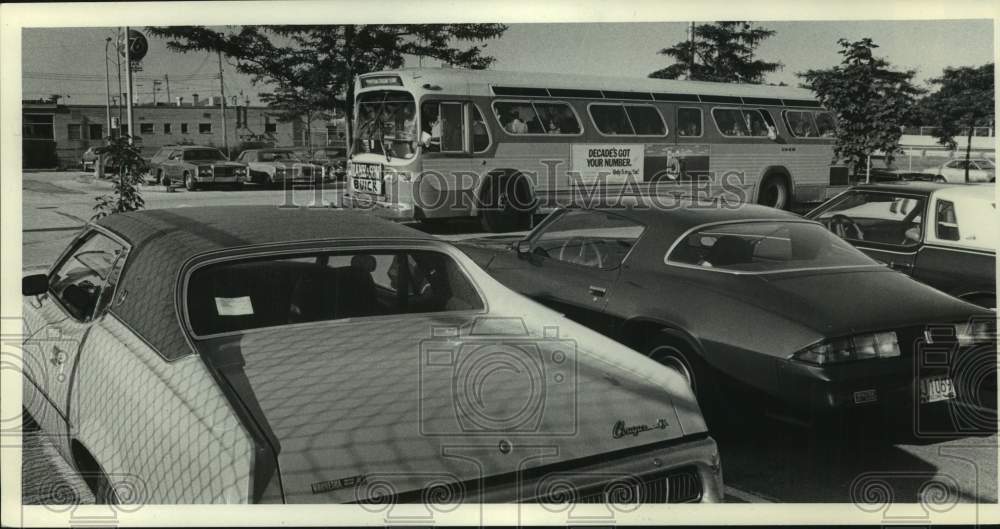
left=667, top=221, right=878, bottom=273
left=186, top=250, right=484, bottom=336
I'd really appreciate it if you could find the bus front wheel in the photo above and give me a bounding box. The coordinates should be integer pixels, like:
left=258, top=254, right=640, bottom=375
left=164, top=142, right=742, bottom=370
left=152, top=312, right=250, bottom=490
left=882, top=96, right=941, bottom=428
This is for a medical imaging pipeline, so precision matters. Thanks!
left=478, top=175, right=534, bottom=233
left=757, top=174, right=790, bottom=210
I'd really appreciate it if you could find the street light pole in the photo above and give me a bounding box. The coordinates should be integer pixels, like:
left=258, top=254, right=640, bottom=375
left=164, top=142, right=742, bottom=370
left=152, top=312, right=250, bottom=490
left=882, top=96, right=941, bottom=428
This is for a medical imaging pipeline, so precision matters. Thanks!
left=124, top=26, right=135, bottom=144
left=217, top=50, right=229, bottom=158
left=104, top=37, right=112, bottom=140
left=116, top=28, right=124, bottom=133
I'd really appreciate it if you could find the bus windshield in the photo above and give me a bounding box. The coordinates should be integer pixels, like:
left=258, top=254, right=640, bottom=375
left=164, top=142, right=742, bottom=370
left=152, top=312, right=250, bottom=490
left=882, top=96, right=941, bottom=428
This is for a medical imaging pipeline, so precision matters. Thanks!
left=354, top=91, right=418, bottom=160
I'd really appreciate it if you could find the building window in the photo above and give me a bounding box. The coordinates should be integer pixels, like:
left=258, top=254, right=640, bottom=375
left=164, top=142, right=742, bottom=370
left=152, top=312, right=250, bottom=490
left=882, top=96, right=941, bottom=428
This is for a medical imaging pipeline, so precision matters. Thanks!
left=120, top=124, right=129, bottom=136
left=181, top=123, right=189, bottom=134
left=23, top=114, right=54, bottom=140
left=67, top=124, right=83, bottom=141
left=139, top=123, right=154, bottom=135
left=88, top=124, right=103, bottom=140
left=199, top=123, right=212, bottom=134
left=265, top=122, right=277, bottom=133
left=163, top=123, right=172, bottom=134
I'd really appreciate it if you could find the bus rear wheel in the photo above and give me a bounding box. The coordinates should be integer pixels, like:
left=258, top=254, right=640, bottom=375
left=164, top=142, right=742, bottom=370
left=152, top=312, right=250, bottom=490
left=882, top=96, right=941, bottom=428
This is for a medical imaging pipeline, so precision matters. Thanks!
left=757, top=174, right=790, bottom=210
left=478, top=175, right=534, bottom=233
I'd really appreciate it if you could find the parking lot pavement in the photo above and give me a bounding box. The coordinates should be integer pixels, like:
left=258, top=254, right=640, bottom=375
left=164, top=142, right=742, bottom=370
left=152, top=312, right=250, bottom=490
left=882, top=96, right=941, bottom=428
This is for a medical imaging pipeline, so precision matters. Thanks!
left=17, top=171, right=998, bottom=505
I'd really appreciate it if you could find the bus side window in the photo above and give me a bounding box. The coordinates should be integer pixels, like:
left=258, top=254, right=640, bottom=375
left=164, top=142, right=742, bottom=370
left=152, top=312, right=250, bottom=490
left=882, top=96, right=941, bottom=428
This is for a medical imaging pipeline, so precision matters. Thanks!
left=712, top=108, right=750, bottom=137
left=421, top=102, right=441, bottom=152
left=533, top=102, right=581, bottom=134
left=742, top=109, right=771, bottom=137
left=814, top=112, right=837, bottom=137
left=783, top=110, right=820, bottom=138
left=677, top=107, right=702, bottom=137
left=590, top=104, right=635, bottom=135
left=493, top=101, right=542, bottom=134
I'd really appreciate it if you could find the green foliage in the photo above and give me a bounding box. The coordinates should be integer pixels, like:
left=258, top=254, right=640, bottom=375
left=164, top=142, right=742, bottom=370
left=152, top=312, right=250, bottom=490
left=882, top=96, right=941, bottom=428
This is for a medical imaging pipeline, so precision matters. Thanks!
left=649, top=21, right=782, bottom=83
left=146, top=25, right=508, bottom=142
left=798, top=38, right=923, bottom=172
left=91, top=135, right=149, bottom=220
left=921, top=63, right=994, bottom=182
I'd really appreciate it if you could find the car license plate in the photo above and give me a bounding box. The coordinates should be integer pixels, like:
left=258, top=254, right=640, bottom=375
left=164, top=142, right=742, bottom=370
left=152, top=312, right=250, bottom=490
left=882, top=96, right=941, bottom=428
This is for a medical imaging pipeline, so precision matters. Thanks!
left=351, top=163, right=383, bottom=195
left=919, top=375, right=956, bottom=404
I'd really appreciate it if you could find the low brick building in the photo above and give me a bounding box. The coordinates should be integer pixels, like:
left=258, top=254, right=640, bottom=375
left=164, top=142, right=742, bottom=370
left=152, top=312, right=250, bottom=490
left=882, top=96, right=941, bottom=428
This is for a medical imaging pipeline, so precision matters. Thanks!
left=22, top=98, right=346, bottom=169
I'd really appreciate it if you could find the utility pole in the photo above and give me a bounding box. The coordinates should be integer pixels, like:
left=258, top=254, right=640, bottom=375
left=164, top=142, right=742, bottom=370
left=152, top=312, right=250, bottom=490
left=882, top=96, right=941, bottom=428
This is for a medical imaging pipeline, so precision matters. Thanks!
left=153, top=80, right=162, bottom=105
left=124, top=26, right=135, bottom=144
left=116, top=28, right=124, bottom=132
left=164, top=74, right=171, bottom=102
left=217, top=50, right=229, bottom=158
left=104, top=37, right=112, bottom=139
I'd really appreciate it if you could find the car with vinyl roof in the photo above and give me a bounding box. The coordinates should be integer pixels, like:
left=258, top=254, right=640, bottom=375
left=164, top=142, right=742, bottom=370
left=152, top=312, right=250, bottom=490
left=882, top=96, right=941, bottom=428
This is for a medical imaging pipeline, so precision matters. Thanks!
left=147, top=145, right=248, bottom=190
left=20, top=205, right=722, bottom=504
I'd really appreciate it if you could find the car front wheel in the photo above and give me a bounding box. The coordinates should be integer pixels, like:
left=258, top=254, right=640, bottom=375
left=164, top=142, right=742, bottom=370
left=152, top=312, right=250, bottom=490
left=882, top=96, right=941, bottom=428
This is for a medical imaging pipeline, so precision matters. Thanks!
left=184, top=172, right=197, bottom=191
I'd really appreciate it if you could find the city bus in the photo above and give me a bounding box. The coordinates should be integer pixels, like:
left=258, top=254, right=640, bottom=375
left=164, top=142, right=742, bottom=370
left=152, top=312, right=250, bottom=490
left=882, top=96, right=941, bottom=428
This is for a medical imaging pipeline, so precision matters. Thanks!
left=343, top=68, right=847, bottom=231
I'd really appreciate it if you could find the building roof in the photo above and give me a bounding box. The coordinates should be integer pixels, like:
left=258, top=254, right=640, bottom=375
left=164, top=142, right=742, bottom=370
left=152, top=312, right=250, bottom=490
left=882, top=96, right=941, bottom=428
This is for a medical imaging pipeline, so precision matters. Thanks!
left=97, top=206, right=433, bottom=359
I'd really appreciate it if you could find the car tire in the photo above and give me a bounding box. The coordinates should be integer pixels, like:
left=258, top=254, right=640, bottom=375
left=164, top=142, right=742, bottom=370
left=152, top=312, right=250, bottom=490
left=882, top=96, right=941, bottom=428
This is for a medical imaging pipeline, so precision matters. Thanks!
left=645, top=336, right=723, bottom=427
left=478, top=175, right=535, bottom=233
left=757, top=174, right=791, bottom=210
left=184, top=172, right=196, bottom=191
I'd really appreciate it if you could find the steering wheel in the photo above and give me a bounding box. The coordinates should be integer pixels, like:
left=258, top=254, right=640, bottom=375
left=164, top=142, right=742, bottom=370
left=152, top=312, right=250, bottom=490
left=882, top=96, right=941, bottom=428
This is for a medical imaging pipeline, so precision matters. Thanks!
left=828, top=214, right=864, bottom=240
left=558, top=237, right=604, bottom=268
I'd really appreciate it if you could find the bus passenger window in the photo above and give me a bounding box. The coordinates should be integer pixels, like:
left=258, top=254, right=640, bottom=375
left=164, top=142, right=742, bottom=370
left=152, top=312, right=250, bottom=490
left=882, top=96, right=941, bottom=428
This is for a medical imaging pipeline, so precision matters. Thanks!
left=471, top=105, right=490, bottom=152
left=742, top=109, right=771, bottom=137
left=625, top=105, right=666, bottom=136
left=713, top=108, right=749, bottom=137
left=421, top=102, right=441, bottom=152
left=783, top=110, right=820, bottom=138
left=590, top=104, right=635, bottom=135
left=533, top=102, right=581, bottom=134
left=493, top=102, right=542, bottom=134
left=814, top=112, right=837, bottom=137
left=678, top=107, right=702, bottom=137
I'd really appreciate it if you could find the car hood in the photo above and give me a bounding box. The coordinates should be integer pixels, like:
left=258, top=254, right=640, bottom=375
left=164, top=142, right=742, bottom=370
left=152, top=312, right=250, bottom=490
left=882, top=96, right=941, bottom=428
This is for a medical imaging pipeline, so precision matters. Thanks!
left=201, top=305, right=702, bottom=503
left=189, top=160, right=244, bottom=167
left=744, top=267, right=987, bottom=337
left=257, top=161, right=314, bottom=168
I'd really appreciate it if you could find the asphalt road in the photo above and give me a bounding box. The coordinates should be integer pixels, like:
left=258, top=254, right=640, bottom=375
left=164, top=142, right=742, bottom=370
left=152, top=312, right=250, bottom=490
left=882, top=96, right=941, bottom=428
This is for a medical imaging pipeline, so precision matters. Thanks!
left=17, top=170, right=998, bottom=507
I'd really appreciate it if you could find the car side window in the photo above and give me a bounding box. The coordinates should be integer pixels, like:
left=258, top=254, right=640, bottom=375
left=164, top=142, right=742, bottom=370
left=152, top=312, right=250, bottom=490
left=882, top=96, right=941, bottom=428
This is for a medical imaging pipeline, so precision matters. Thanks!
left=49, top=231, right=127, bottom=322
left=813, top=191, right=926, bottom=247
left=935, top=200, right=960, bottom=241
left=530, top=210, right=645, bottom=269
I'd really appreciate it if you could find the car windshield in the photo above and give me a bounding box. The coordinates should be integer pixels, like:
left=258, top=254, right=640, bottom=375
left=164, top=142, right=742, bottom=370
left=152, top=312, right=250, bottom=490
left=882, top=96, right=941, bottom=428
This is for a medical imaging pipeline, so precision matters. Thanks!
left=354, top=90, right=418, bottom=160
left=186, top=249, right=484, bottom=336
left=260, top=151, right=297, bottom=162
left=974, top=159, right=995, bottom=169
left=667, top=221, right=879, bottom=273
left=809, top=191, right=926, bottom=247
left=184, top=149, right=226, bottom=161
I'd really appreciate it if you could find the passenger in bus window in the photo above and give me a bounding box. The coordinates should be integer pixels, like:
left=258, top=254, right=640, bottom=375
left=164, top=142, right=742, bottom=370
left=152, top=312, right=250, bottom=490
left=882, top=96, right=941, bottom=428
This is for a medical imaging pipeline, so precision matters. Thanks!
left=420, top=103, right=441, bottom=152
left=472, top=107, right=489, bottom=152
left=508, top=111, right=528, bottom=134
left=558, top=107, right=579, bottom=134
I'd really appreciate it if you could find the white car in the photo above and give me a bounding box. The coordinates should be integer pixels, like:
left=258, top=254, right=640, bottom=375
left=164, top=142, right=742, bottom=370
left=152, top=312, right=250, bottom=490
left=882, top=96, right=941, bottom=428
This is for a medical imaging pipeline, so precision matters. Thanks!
left=923, top=158, right=996, bottom=183
left=236, top=148, right=324, bottom=186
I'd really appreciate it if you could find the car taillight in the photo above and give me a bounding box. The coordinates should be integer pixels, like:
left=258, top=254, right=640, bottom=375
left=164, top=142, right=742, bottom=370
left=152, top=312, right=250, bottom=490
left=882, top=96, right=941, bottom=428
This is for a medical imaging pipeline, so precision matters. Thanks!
left=956, top=319, right=998, bottom=346
left=793, top=332, right=901, bottom=365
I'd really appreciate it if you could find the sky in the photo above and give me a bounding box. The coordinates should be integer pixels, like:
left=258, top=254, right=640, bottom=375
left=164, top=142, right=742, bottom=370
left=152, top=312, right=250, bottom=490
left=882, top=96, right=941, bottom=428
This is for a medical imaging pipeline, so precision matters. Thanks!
left=21, top=20, right=995, bottom=107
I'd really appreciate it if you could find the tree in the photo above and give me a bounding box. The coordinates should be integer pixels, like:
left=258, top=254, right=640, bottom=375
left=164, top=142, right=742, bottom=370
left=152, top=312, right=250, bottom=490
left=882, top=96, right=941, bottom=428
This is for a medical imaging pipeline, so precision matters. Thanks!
left=921, top=63, right=994, bottom=182
left=147, top=25, right=507, bottom=147
left=92, top=135, right=149, bottom=220
left=798, top=38, right=923, bottom=174
left=649, top=21, right=782, bottom=83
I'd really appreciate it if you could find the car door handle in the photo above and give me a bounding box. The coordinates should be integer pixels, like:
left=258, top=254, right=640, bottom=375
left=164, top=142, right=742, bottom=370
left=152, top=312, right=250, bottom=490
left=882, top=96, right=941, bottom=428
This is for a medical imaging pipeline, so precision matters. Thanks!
left=890, top=262, right=913, bottom=272
left=588, top=286, right=607, bottom=297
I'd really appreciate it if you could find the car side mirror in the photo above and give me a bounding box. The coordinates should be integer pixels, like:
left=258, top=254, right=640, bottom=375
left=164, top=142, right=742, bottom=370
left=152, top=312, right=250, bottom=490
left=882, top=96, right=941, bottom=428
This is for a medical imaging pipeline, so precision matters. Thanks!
left=514, top=239, right=531, bottom=258
left=22, top=274, right=48, bottom=296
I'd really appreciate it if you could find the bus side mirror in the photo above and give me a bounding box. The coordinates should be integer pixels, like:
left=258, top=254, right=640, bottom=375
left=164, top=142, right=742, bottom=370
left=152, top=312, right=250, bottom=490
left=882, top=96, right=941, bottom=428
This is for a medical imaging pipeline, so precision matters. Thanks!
left=22, top=274, right=48, bottom=296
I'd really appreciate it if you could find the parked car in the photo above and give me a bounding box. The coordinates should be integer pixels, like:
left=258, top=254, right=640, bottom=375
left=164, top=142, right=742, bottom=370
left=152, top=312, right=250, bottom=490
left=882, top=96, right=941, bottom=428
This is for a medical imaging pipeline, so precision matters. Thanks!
left=922, top=158, right=996, bottom=183
left=806, top=182, right=996, bottom=309
left=868, top=168, right=935, bottom=182
left=236, top=148, right=323, bottom=186
left=20, top=206, right=722, bottom=504
left=146, top=145, right=247, bottom=190
left=295, top=146, right=347, bottom=181
left=457, top=204, right=996, bottom=426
